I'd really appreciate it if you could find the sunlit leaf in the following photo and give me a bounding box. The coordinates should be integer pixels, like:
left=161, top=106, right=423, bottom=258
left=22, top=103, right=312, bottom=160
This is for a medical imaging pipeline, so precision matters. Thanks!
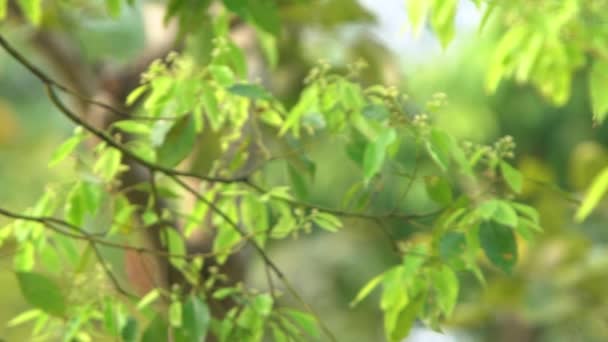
left=406, top=0, right=430, bottom=35
left=432, top=265, right=459, bottom=316
left=113, top=120, right=151, bottom=135
left=350, top=272, right=384, bottom=307
left=17, top=0, right=42, bottom=25
left=48, top=131, right=84, bottom=167
left=589, top=60, right=608, bottom=123
left=576, top=166, right=608, bottom=222
left=492, top=201, right=518, bottom=227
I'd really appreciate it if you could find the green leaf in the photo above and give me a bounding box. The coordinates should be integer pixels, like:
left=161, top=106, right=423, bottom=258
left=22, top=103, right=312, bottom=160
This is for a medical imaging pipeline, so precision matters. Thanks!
left=492, top=201, right=518, bottom=227
left=511, top=202, right=540, bottom=224
left=576, top=166, right=608, bottom=222
left=432, top=265, right=459, bottom=316
left=142, top=314, right=169, bottom=342
left=0, top=0, right=7, bottom=20
left=223, top=0, right=247, bottom=16
left=248, top=0, right=281, bottom=36
left=256, top=29, right=279, bottom=68
left=16, top=272, right=66, bottom=316
left=126, top=85, right=148, bottom=106
left=213, top=223, right=241, bottom=264
left=280, top=85, right=319, bottom=137
left=479, top=221, right=518, bottom=273
left=350, top=272, right=384, bottom=307
left=389, top=294, right=425, bottom=342
left=18, top=0, right=42, bottom=25
left=94, top=147, right=123, bottom=181
left=312, top=212, right=343, bottom=232
left=7, top=309, right=41, bottom=328
left=169, top=301, right=182, bottom=327
left=228, top=83, right=271, bottom=100
left=477, top=199, right=498, bottom=219
left=14, top=241, right=35, bottom=271
left=283, top=309, right=320, bottom=339
left=589, top=60, right=608, bottom=123
left=406, top=0, right=430, bottom=35
left=500, top=161, right=522, bottom=193
left=136, top=289, right=161, bottom=310
left=201, top=84, right=222, bottom=131
left=430, top=0, right=457, bottom=48
left=105, top=0, right=121, bottom=17
left=157, top=116, right=196, bottom=167
left=113, top=120, right=151, bottom=135
left=439, top=232, right=466, bottom=261
left=251, top=293, right=273, bottom=316
left=426, top=129, right=451, bottom=171
left=424, top=176, right=452, bottom=205
left=362, top=104, right=390, bottom=121
left=174, top=296, right=211, bottom=342
left=48, top=132, right=84, bottom=167
left=287, top=163, right=309, bottom=198
left=65, top=181, right=102, bottom=226
left=363, top=128, right=397, bottom=182
left=166, top=228, right=186, bottom=269
left=209, top=65, right=235, bottom=87
left=121, top=316, right=138, bottom=342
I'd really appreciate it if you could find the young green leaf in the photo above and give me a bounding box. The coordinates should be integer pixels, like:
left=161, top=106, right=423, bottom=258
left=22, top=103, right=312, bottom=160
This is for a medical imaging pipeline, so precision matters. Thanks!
left=500, top=161, right=523, bottom=193
left=363, top=128, right=397, bottom=183
left=576, top=166, right=608, bottom=222
left=17, top=0, right=42, bottom=25
left=432, top=265, right=459, bottom=316
left=312, top=212, right=343, bottom=232
left=406, top=0, right=430, bottom=35
left=492, top=201, right=518, bottom=227
left=389, top=294, right=425, bottom=342
left=48, top=133, right=84, bottom=167
left=16, top=272, right=66, bottom=316
left=350, top=272, right=384, bottom=307
left=209, top=65, right=235, bottom=87
left=589, top=59, right=608, bottom=123
left=166, top=228, right=186, bottom=269
left=113, top=120, right=151, bottom=135
left=7, top=309, right=41, bottom=328
left=283, top=309, right=320, bottom=339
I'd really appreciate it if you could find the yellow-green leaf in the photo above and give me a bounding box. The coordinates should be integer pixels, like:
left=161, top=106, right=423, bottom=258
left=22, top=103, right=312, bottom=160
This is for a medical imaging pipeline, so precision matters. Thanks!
left=576, top=166, right=608, bottom=222
left=589, top=60, right=608, bottom=123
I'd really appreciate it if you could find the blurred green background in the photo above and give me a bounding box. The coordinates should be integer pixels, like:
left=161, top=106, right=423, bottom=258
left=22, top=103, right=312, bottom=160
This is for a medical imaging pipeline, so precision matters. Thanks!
left=2, top=1, right=608, bottom=341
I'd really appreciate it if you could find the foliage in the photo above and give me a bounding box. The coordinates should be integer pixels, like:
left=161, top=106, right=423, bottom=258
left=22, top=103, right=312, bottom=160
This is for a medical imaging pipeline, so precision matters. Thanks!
left=3, top=0, right=602, bottom=341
